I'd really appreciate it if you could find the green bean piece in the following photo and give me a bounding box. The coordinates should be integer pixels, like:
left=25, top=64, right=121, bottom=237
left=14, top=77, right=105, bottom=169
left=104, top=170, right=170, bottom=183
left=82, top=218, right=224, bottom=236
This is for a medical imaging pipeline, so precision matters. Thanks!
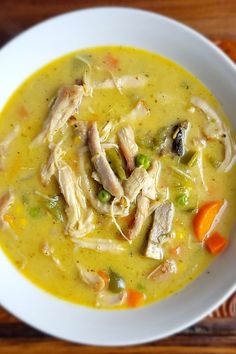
left=106, top=148, right=127, bottom=180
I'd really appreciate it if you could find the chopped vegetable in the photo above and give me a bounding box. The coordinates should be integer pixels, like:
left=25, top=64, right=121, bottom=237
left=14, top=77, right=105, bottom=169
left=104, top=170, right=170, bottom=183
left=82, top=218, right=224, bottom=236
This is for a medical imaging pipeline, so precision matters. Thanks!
left=45, top=195, right=64, bottom=222
left=106, top=148, right=127, bottom=180
left=98, top=189, right=112, bottom=203
left=108, top=269, right=126, bottom=293
left=187, top=151, right=200, bottom=167
left=172, top=121, right=189, bottom=157
left=193, top=200, right=226, bottom=241
left=104, top=53, right=119, bottom=69
left=135, top=154, right=151, bottom=170
left=176, top=193, right=188, bottom=207
left=97, top=270, right=110, bottom=287
left=127, top=289, right=146, bottom=308
left=205, top=232, right=228, bottom=254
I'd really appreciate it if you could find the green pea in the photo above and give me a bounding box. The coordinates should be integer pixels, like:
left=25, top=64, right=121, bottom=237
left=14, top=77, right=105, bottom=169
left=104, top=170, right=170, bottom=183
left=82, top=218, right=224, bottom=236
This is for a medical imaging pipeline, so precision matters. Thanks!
left=176, top=194, right=188, bottom=207
left=135, top=154, right=151, bottom=170
left=109, top=269, right=126, bottom=293
left=98, top=189, right=111, bottom=203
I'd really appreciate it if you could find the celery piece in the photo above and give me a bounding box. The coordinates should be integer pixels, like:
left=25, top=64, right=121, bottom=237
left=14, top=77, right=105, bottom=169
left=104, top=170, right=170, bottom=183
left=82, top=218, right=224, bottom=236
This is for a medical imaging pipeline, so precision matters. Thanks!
left=106, top=148, right=127, bottom=180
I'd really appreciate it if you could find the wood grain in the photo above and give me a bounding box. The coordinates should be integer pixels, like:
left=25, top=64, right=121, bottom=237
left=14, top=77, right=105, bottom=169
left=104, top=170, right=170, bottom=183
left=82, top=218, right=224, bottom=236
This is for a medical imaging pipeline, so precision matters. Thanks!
left=0, top=0, right=236, bottom=47
left=0, top=1, right=236, bottom=353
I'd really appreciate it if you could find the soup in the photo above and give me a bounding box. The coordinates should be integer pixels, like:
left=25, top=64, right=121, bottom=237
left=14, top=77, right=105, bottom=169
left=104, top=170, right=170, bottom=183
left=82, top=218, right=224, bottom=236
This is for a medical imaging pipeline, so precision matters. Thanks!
left=0, top=46, right=235, bottom=309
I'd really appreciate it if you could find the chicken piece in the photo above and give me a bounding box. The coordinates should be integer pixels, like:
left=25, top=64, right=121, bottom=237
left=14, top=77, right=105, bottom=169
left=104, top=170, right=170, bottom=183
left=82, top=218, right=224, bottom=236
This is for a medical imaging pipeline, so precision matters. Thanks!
left=78, top=152, right=128, bottom=216
left=147, top=259, right=177, bottom=280
left=0, top=125, right=20, bottom=170
left=88, top=122, right=102, bottom=156
left=94, top=74, right=148, bottom=92
left=32, top=85, right=84, bottom=145
left=122, top=100, right=150, bottom=121
left=77, top=263, right=105, bottom=291
left=73, top=237, right=125, bottom=253
left=145, top=201, right=174, bottom=260
left=118, top=126, right=138, bottom=172
left=96, top=290, right=127, bottom=307
left=128, top=195, right=150, bottom=240
left=0, top=191, right=14, bottom=229
left=41, top=142, right=65, bottom=186
left=123, top=167, right=149, bottom=202
left=88, top=122, right=123, bottom=198
left=142, top=160, right=161, bottom=200
left=57, top=161, right=94, bottom=238
left=128, top=161, right=162, bottom=240
left=191, top=96, right=236, bottom=172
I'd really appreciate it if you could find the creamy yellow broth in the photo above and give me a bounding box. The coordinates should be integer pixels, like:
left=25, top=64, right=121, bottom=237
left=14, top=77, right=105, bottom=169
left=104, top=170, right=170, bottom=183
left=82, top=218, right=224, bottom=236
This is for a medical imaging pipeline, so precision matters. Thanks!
left=0, top=46, right=235, bottom=309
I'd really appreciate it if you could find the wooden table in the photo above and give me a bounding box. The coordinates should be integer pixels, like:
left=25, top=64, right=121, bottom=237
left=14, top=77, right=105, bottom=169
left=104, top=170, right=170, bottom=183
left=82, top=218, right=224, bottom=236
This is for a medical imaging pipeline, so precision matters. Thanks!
left=0, top=1, right=236, bottom=353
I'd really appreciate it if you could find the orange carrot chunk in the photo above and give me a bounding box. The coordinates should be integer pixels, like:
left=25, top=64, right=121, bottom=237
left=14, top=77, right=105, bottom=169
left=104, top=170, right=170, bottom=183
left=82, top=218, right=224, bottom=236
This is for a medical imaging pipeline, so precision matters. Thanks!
left=104, top=53, right=119, bottom=69
left=205, top=232, right=228, bottom=255
left=193, top=200, right=225, bottom=241
left=127, top=289, right=146, bottom=308
left=98, top=270, right=110, bottom=286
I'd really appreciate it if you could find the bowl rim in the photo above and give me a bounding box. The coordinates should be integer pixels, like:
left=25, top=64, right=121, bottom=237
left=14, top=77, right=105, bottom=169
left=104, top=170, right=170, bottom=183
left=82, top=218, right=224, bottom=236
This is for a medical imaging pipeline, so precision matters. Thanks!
left=0, top=6, right=236, bottom=346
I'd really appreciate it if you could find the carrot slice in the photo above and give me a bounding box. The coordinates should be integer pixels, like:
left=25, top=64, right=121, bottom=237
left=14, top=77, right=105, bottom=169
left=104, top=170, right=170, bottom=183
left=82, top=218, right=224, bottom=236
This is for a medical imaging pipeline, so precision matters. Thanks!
left=104, top=53, right=119, bottom=69
left=205, top=232, right=228, bottom=255
left=193, top=200, right=225, bottom=241
left=127, top=289, right=146, bottom=308
left=98, top=270, right=110, bottom=286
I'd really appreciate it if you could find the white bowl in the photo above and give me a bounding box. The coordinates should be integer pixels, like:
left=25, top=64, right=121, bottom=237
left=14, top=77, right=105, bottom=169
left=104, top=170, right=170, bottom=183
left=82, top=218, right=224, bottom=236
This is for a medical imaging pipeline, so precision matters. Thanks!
left=0, top=7, right=236, bottom=346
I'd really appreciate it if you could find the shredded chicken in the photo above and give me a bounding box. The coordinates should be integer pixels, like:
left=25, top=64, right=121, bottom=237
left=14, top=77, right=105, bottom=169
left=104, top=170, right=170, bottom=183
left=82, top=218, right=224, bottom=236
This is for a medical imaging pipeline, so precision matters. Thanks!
left=73, top=237, right=126, bottom=253
left=32, top=85, right=84, bottom=145
left=191, top=96, right=236, bottom=172
left=78, top=152, right=128, bottom=216
left=100, top=121, right=116, bottom=143
left=93, top=74, right=148, bottom=92
left=127, top=161, right=161, bottom=240
left=0, top=125, right=20, bottom=170
left=122, top=100, right=150, bottom=121
left=57, top=161, right=94, bottom=238
left=96, top=290, right=127, bottom=307
left=142, top=160, right=161, bottom=200
left=145, top=201, right=175, bottom=260
left=77, top=263, right=105, bottom=291
left=118, top=126, right=138, bottom=172
left=111, top=197, right=131, bottom=242
left=88, top=122, right=123, bottom=198
left=123, top=167, right=149, bottom=202
left=128, top=195, right=150, bottom=240
left=91, top=171, right=102, bottom=183
left=147, top=259, right=177, bottom=280
left=41, top=242, right=64, bottom=271
left=0, top=191, right=14, bottom=229
left=41, top=142, right=65, bottom=186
